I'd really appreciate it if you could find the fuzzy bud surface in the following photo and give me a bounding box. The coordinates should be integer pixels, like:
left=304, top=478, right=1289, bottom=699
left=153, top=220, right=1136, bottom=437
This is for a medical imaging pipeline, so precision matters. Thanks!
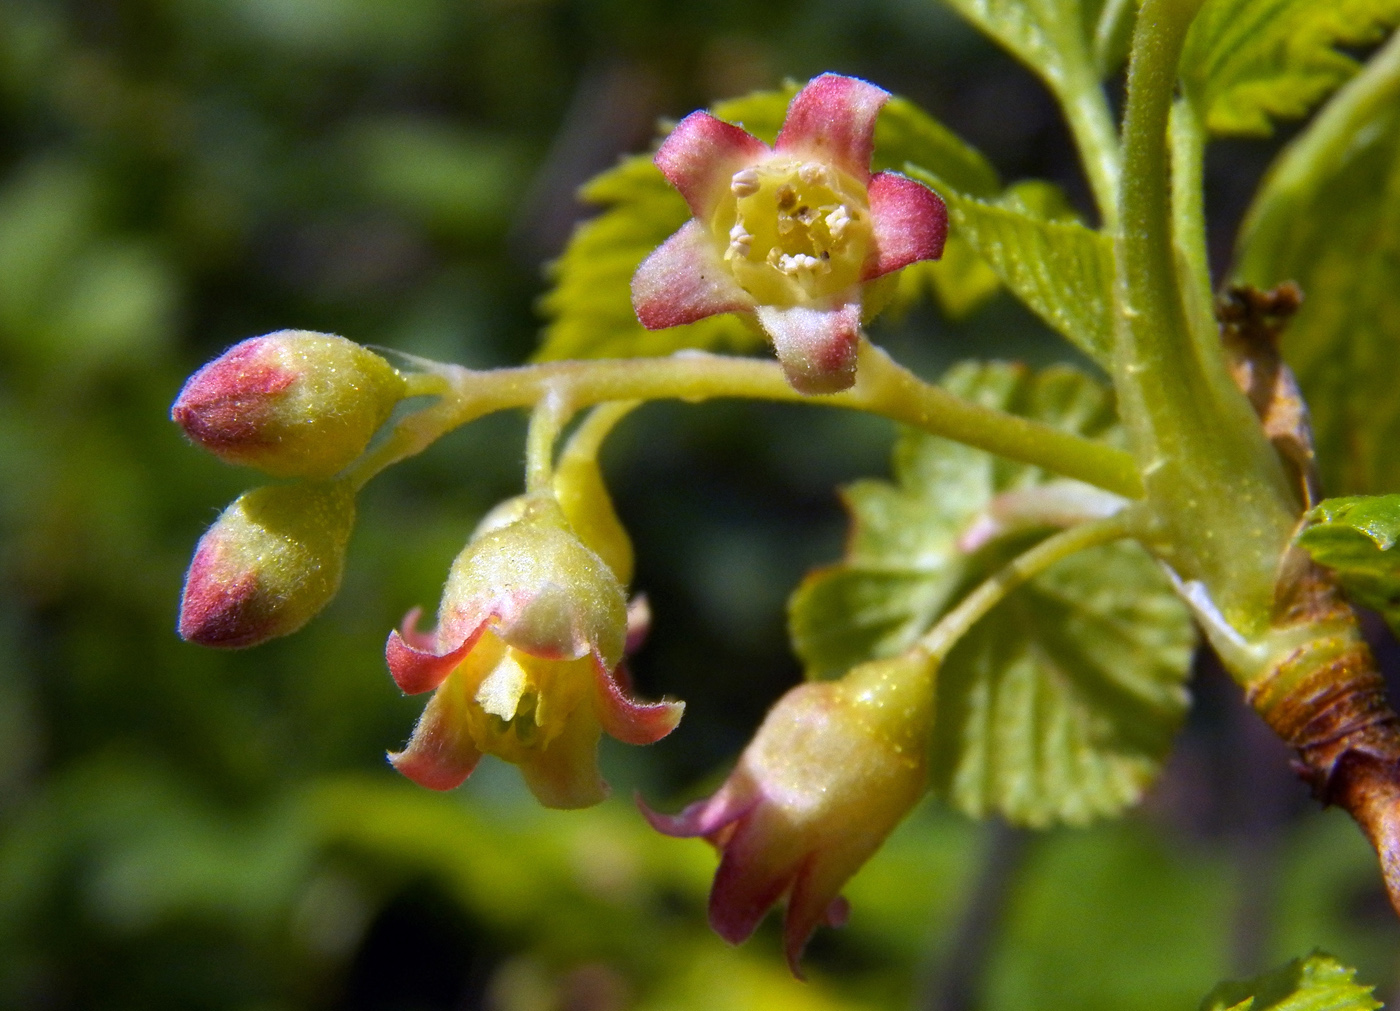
left=172, top=330, right=405, bottom=479
left=178, top=480, right=356, bottom=649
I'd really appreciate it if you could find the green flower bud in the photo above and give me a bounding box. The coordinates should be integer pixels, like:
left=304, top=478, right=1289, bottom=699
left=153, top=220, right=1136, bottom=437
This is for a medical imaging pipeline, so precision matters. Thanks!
left=172, top=330, right=405, bottom=479
left=178, top=480, right=356, bottom=648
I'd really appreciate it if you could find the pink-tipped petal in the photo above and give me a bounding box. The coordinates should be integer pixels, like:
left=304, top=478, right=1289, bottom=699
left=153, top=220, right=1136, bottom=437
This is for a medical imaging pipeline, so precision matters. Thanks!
left=656, top=111, right=770, bottom=218
left=396, top=607, right=437, bottom=651
left=775, top=74, right=889, bottom=182
left=782, top=857, right=847, bottom=977
left=637, top=785, right=755, bottom=839
left=388, top=686, right=483, bottom=791
left=864, top=171, right=948, bottom=279
left=755, top=302, right=862, bottom=395
left=593, top=653, right=684, bottom=745
left=708, top=817, right=800, bottom=946
left=385, top=620, right=484, bottom=695
left=633, top=221, right=756, bottom=330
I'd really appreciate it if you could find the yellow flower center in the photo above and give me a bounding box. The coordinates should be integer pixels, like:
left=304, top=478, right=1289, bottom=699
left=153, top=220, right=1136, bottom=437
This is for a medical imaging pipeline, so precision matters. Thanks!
left=458, top=632, right=593, bottom=760
left=711, top=157, right=872, bottom=306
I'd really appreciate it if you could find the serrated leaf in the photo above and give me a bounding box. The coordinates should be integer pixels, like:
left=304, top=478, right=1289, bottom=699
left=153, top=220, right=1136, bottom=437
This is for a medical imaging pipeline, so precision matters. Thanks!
left=1181, top=0, right=1400, bottom=136
left=1297, top=495, right=1400, bottom=633
left=536, top=87, right=1010, bottom=359
left=1234, top=36, right=1400, bottom=493
left=1199, top=952, right=1381, bottom=1011
left=789, top=362, right=1195, bottom=826
left=907, top=167, right=1116, bottom=365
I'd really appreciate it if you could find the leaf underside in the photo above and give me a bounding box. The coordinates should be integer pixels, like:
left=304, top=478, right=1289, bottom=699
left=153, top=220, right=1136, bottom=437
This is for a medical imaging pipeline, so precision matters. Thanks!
left=789, top=362, right=1195, bottom=827
left=1182, top=0, right=1400, bottom=135
left=1235, top=37, right=1400, bottom=494
left=1297, top=494, right=1400, bottom=635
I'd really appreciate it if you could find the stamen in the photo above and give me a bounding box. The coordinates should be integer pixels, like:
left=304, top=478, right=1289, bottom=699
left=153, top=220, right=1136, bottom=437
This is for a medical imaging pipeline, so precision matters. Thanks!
left=825, top=205, right=851, bottom=242
left=476, top=652, right=530, bottom=720
left=798, top=162, right=828, bottom=186
left=727, top=221, right=752, bottom=259
left=731, top=168, right=760, bottom=197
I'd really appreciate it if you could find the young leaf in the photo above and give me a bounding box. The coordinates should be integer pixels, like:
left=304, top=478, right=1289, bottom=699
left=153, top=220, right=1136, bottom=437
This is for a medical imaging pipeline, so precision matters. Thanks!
left=789, top=362, right=1195, bottom=826
left=906, top=167, right=1117, bottom=366
left=1180, top=0, right=1400, bottom=136
left=938, top=0, right=1121, bottom=218
left=1199, top=952, right=1380, bottom=1011
left=1297, top=495, right=1400, bottom=634
left=1234, top=35, right=1400, bottom=493
left=537, top=87, right=1010, bottom=360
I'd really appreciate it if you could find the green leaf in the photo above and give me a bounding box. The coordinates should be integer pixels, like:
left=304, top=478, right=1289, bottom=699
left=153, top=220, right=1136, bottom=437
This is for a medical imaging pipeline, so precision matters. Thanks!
left=789, top=362, right=1195, bottom=826
left=1199, top=952, right=1381, bottom=1011
left=536, top=88, right=1009, bottom=360
left=1234, top=35, right=1400, bottom=493
left=1297, top=495, right=1400, bottom=633
left=907, top=167, right=1117, bottom=366
left=1180, top=0, right=1400, bottom=136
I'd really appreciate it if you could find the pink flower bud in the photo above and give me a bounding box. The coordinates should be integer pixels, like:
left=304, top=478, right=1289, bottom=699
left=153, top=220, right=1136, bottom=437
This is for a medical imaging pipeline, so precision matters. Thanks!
left=178, top=481, right=356, bottom=649
left=632, top=74, right=947, bottom=394
left=386, top=497, right=683, bottom=809
left=172, top=330, right=406, bottom=479
left=642, top=652, right=934, bottom=974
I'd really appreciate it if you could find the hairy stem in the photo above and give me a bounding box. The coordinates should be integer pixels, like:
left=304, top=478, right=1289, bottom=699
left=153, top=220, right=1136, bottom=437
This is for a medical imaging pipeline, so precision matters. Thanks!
left=1115, top=0, right=1296, bottom=636
left=348, top=343, right=1144, bottom=498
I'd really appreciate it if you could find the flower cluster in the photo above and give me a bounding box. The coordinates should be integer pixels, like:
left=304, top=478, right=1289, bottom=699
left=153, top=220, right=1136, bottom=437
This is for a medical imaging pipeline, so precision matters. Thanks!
left=633, top=73, right=948, bottom=394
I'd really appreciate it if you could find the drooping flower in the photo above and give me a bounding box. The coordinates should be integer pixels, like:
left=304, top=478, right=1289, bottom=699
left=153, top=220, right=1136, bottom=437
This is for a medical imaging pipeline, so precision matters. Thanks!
left=172, top=330, right=406, bottom=479
left=178, top=480, right=356, bottom=648
left=641, top=652, right=934, bottom=973
left=386, top=496, right=682, bottom=809
left=632, top=73, right=948, bottom=395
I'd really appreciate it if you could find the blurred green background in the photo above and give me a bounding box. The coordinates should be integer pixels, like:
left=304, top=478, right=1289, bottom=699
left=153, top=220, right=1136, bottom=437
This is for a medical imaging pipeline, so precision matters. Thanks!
left=1, top=0, right=1397, bottom=1007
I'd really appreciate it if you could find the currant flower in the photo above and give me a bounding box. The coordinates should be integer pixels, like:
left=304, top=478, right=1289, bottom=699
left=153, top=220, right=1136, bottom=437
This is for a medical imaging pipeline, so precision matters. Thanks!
left=641, top=652, right=934, bottom=973
left=385, top=496, right=681, bottom=809
left=632, top=73, right=948, bottom=395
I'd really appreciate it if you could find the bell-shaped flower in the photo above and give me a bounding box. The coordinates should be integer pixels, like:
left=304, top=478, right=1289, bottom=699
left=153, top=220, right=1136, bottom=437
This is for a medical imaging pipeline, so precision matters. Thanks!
left=386, top=496, right=682, bottom=809
left=178, top=480, right=356, bottom=648
left=641, top=652, right=934, bottom=973
left=172, top=330, right=406, bottom=479
left=632, top=73, right=947, bottom=395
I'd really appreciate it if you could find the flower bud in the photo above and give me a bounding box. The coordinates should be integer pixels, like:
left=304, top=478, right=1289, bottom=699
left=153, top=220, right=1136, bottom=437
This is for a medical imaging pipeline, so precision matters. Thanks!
left=179, top=480, right=356, bottom=649
left=172, top=330, right=406, bottom=479
left=642, top=652, right=934, bottom=974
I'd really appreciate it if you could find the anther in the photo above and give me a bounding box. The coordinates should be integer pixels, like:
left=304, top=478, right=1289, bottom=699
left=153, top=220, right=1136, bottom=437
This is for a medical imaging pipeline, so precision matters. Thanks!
left=731, top=168, right=760, bottom=197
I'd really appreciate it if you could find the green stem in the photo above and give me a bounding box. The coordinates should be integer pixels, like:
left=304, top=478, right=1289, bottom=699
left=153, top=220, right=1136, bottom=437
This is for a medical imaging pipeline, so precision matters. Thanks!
left=1115, top=0, right=1295, bottom=634
left=919, top=509, right=1141, bottom=663
left=1168, top=97, right=1220, bottom=356
left=345, top=342, right=1143, bottom=498
left=1060, top=74, right=1122, bottom=229
left=524, top=391, right=574, bottom=494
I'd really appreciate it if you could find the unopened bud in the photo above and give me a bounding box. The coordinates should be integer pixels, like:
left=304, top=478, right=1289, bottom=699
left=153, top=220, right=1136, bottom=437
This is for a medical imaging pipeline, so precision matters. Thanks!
left=172, top=330, right=406, bottom=479
left=179, top=480, right=356, bottom=648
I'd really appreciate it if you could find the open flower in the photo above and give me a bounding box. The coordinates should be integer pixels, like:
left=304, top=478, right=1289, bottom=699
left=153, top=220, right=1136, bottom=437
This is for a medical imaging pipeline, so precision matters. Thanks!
left=386, top=496, right=682, bottom=809
left=632, top=73, right=948, bottom=395
left=641, top=653, right=934, bottom=973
